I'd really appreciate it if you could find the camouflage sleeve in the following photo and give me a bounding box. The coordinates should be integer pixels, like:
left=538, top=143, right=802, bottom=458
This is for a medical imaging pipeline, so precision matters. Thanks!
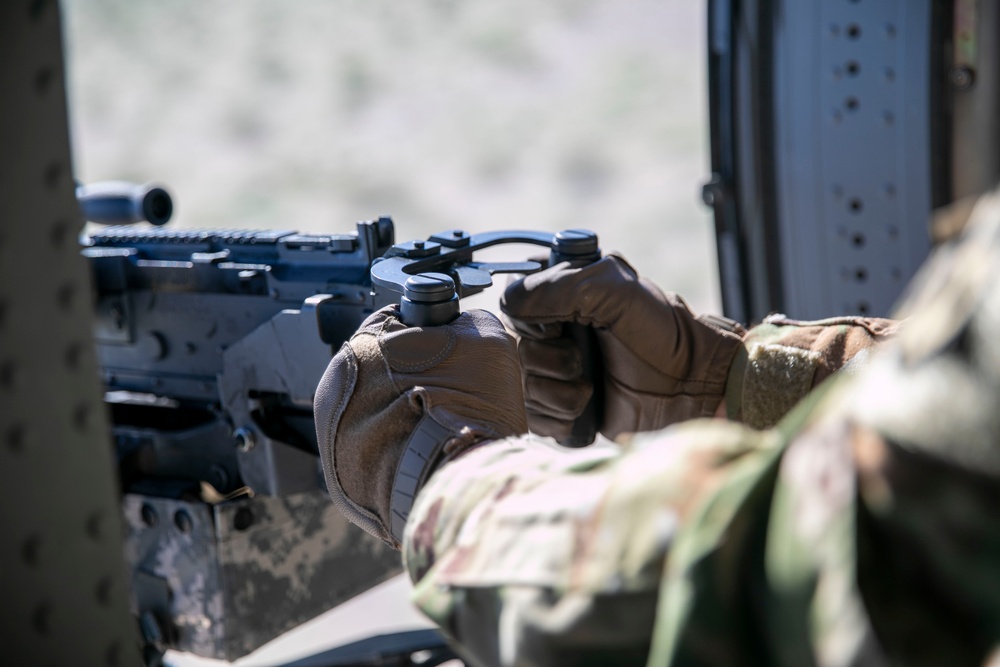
left=403, top=422, right=783, bottom=667
left=727, top=315, right=900, bottom=429
left=404, top=192, right=1000, bottom=667
left=669, top=199, right=1000, bottom=666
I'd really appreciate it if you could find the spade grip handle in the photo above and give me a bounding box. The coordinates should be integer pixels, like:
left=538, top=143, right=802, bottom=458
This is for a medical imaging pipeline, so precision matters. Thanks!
left=382, top=228, right=603, bottom=446
left=549, top=231, right=603, bottom=447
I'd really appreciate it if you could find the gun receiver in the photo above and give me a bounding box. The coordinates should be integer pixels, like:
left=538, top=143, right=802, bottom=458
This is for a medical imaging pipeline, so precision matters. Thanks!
left=83, top=212, right=401, bottom=661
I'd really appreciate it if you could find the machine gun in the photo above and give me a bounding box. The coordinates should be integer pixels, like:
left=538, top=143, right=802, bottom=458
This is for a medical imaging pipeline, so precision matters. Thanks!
left=82, top=184, right=411, bottom=663
left=81, top=182, right=604, bottom=664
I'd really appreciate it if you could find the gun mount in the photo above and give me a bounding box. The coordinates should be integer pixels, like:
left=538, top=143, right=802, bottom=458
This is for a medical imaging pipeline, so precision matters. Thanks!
left=370, top=228, right=604, bottom=446
left=370, top=228, right=599, bottom=320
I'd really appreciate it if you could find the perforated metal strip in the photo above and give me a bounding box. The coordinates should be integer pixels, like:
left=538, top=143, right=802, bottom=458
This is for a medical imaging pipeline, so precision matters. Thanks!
left=0, top=2, right=139, bottom=664
left=772, top=0, right=933, bottom=318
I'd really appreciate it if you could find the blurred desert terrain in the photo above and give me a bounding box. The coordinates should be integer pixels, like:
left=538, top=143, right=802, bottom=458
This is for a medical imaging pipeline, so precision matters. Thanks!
left=61, top=1, right=717, bottom=664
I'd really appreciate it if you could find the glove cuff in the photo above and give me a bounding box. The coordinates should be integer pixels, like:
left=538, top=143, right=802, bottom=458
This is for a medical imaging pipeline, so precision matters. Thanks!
left=728, top=314, right=898, bottom=428
left=389, top=415, right=455, bottom=542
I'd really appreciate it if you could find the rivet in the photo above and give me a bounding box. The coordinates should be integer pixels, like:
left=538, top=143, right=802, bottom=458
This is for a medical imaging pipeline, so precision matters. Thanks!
left=65, top=342, right=82, bottom=371
left=6, top=424, right=25, bottom=452
left=50, top=220, right=69, bottom=248
left=949, top=66, right=975, bottom=91
left=35, top=67, right=54, bottom=94
left=96, top=576, right=113, bottom=606
left=0, top=360, right=16, bottom=390
left=44, top=162, right=62, bottom=189
left=28, top=0, right=47, bottom=20
left=106, top=640, right=122, bottom=667
left=56, top=283, right=74, bottom=311
left=32, top=602, right=51, bottom=635
left=72, top=403, right=89, bottom=431
left=86, top=510, right=105, bottom=541
left=22, top=535, right=41, bottom=565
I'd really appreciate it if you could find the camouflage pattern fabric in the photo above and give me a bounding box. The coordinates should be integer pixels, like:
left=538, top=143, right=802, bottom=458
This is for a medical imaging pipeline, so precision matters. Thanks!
left=729, top=314, right=899, bottom=429
left=403, top=189, right=1000, bottom=667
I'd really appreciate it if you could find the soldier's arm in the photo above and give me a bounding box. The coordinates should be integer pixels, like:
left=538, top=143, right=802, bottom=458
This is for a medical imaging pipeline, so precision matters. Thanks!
left=402, top=299, right=994, bottom=667
left=404, top=422, right=782, bottom=667
left=403, top=193, right=1000, bottom=666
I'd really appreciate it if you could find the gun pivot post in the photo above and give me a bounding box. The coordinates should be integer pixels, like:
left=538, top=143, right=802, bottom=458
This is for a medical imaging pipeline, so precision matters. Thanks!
left=400, top=273, right=460, bottom=327
left=551, top=229, right=600, bottom=265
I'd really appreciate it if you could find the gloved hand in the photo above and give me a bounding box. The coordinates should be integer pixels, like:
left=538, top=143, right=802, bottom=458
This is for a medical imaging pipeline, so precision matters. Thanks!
left=501, top=255, right=744, bottom=442
left=314, top=306, right=527, bottom=548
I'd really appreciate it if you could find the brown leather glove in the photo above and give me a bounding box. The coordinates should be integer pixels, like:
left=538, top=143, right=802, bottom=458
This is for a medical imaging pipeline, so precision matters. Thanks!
left=314, top=306, right=527, bottom=548
left=501, top=255, right=745, bottom=442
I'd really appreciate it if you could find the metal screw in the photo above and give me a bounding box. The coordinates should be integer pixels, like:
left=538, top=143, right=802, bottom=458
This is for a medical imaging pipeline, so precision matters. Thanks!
left=234, top=427, right=255, bottom=452
left=949, top=66, right=975, bottom=91
left=413, top=240, right=425, bottom=249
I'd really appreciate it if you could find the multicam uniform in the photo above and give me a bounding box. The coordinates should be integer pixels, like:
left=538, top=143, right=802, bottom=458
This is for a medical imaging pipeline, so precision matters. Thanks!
left=402, top=193, right=1000, bottom=667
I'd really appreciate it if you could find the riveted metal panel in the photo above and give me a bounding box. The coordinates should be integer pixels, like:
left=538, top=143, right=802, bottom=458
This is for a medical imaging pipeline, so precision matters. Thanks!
left=0, top=2, right=140, bottom=665
left=772, top=0, right=933, bottom=318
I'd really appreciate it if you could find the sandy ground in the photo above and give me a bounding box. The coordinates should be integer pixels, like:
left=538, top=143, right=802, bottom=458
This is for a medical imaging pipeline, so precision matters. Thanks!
left=61, top=2, right=719, bottom=664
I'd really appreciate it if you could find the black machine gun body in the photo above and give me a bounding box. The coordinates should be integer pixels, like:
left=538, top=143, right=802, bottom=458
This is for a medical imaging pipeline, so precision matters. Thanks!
left=83, top=214, right=410, bottom=662
left=84, top=218, right=397, bottom=497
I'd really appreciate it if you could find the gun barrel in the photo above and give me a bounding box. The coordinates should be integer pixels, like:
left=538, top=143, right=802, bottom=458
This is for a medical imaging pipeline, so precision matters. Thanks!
left=77, top=181, right=173, bottom=225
